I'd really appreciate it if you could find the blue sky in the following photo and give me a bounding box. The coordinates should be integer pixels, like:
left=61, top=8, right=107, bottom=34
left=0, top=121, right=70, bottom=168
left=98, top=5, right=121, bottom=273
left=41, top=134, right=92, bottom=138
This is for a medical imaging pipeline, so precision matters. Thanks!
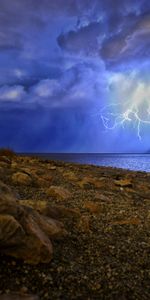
left=0, top=0, right=150, bottom=152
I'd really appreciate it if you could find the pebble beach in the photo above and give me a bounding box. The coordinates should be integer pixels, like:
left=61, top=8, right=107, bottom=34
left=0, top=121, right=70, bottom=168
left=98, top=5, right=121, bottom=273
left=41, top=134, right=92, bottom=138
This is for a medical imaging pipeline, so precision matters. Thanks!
left=0, top=154, right=150, bottom=299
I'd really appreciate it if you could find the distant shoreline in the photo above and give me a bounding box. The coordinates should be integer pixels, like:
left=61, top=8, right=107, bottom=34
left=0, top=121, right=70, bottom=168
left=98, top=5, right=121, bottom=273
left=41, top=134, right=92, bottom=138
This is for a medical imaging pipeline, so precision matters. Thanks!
left=15, top=153, right=150, bottom=173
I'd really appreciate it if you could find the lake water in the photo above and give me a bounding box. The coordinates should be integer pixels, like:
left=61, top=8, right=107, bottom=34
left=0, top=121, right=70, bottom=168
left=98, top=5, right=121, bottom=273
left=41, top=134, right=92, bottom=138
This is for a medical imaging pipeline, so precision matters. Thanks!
left=36, top=153, right=150, bottom=173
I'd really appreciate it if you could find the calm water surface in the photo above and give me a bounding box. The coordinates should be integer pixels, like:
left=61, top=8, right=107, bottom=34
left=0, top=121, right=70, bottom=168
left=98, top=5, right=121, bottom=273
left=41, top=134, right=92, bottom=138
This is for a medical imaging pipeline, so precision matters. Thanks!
left=36, top=154, right=150, bottom=172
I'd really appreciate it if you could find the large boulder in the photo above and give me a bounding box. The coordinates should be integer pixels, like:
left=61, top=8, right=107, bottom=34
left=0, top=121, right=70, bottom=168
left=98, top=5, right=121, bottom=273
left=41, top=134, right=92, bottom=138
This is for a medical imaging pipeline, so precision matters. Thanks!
left=35, top=174, right=53, bottom=187
left=0, top=156, right=11, bottom=164
left=19, top=200, right=80, bottom=225
left=0, top=215, right=25, bottom=247
left=0, top=181, right=67, bottom=264
left=46, top=186, right=71, bottom=200
left=12, top=172, right=32, bottom=186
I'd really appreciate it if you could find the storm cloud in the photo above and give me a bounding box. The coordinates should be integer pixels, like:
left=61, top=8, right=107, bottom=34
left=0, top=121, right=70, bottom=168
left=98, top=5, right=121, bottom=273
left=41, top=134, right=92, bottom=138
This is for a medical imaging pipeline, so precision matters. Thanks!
left=0, top=0, right=150, bottom=152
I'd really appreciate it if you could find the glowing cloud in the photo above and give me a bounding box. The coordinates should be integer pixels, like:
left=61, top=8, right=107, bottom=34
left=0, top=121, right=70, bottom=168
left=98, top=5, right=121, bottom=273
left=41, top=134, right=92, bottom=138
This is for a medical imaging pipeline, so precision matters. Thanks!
left=99, top=72, right=150, bottom=139
left=0, top=85, right=26, bottom=101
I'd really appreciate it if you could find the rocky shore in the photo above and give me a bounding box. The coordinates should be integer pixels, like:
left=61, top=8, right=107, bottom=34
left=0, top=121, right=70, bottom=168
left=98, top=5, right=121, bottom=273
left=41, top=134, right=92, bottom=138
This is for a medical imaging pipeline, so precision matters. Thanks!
left=0, top=154, right=150, bottom=299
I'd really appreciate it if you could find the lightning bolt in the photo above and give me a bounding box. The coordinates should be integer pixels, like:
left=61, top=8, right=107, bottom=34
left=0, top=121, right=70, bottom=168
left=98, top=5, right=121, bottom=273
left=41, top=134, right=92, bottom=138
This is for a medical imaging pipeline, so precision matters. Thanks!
left=98, top=102, right=150, bottom=140
left=94, top=74, right=150, bottom=140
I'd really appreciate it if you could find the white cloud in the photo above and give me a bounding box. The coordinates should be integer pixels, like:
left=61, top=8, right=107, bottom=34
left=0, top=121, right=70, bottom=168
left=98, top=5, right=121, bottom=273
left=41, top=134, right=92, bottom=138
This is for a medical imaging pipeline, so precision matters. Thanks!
left=0, top=85, right=26, bottom=101
left=32, top=79, right=60, bottom=97
left=13, top=69, right=26, bottom=79
left=107, top=71, right=150, bottom=123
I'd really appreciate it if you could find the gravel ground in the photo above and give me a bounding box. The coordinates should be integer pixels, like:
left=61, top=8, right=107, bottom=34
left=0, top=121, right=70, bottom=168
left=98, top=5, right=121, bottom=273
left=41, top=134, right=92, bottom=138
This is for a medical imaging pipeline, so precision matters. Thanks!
left=0, top=156, right=150, bottom=299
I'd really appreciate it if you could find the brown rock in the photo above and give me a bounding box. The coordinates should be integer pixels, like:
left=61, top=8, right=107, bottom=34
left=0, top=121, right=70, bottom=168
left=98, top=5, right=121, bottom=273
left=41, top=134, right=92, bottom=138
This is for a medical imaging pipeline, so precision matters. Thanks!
left=0, top=196, right=22, bottom=217
left=18, top=212, right=53, bottom=264
left=83, top=201, right=102, bottom=214
left=46, top=186, right=71, bottom=200
left=0, top=156, right=11, bottom=164
left=0, top=183, right=67, bottom=264
left=48, top=166, right=57, bottom=170
left=35, top=168, right=45, bottom=176
left=0, top=214, right=25, bottom=247
left=0, top=195, right=53, bottom=264
left=20, top=168, right=53, bottom=184
left=21, top=204, right=67, bottom=240
left=0, top=162, right=8, bottom=169
left=12, top=172, right=32, bottom=186
left=18, top=200, right=47, bottom=212
left=114, top=179, right=132, bottom=188
left=77, top=215, right=91, bottom=233
left=20, top=167, right=37, bottom=176
left=41, top=174, right=53, bottom=183
left=45, top=206, right=80, bottom=222
left=78, top=176, right=104, bottom=189
left=35, top=175, right=53, bottom=187
left=11, top=162, right=18, bottom=169
left=20, top=200, right=80, bottom=226
left=111, top=217, right=141, bottom=225
left=0, top=181, right=21, bottom=217
left=0, top=165, right=4, bottom=171
left=63, top=171, right=78, bottom=182
left=0, top=180, right=15, bottom=196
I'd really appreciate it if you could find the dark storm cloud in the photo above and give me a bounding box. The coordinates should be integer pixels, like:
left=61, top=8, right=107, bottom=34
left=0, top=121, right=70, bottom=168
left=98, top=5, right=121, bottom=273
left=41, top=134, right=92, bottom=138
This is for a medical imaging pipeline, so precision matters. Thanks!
left=0, top=0, right=150, bottom=152
left=56, top=0, right=150, bottom=68
left=100, top=13, right=150, bottom=67
left=57, top=21, right=103, bottom=55
left=99, top=0, right=150, bottom=17
left=0, top=0, right=149, bottom=89
left=0, top=0, right=149, bottom=72
left=0, top=0, right=90, bottom=19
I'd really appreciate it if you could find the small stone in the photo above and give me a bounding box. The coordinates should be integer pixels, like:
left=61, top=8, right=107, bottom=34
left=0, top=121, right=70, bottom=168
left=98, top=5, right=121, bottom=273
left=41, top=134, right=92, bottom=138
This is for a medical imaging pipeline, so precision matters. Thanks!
left=57, top=266, right=63, bottom=273
left=78, top=176, right=104, bottom=189
left=20, top=286, right=28, bottom=294
left=43, top=292, right=49, bottom=298
left=16, top=279, right=20, bottom=285
left=63, top=171, right=78, bottom=182
left=83, top=201, right=102, bottom=214
left=111, top=217, right=141, bottom=225
left=77, top=215, right=91, bottom=233
left=49, top=166, right=56, bottom=170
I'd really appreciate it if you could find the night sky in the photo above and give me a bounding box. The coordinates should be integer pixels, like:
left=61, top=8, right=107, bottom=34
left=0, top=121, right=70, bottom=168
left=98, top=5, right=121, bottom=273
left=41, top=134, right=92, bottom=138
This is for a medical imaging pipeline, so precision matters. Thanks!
left=0, top=0, right=150, bottom=153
